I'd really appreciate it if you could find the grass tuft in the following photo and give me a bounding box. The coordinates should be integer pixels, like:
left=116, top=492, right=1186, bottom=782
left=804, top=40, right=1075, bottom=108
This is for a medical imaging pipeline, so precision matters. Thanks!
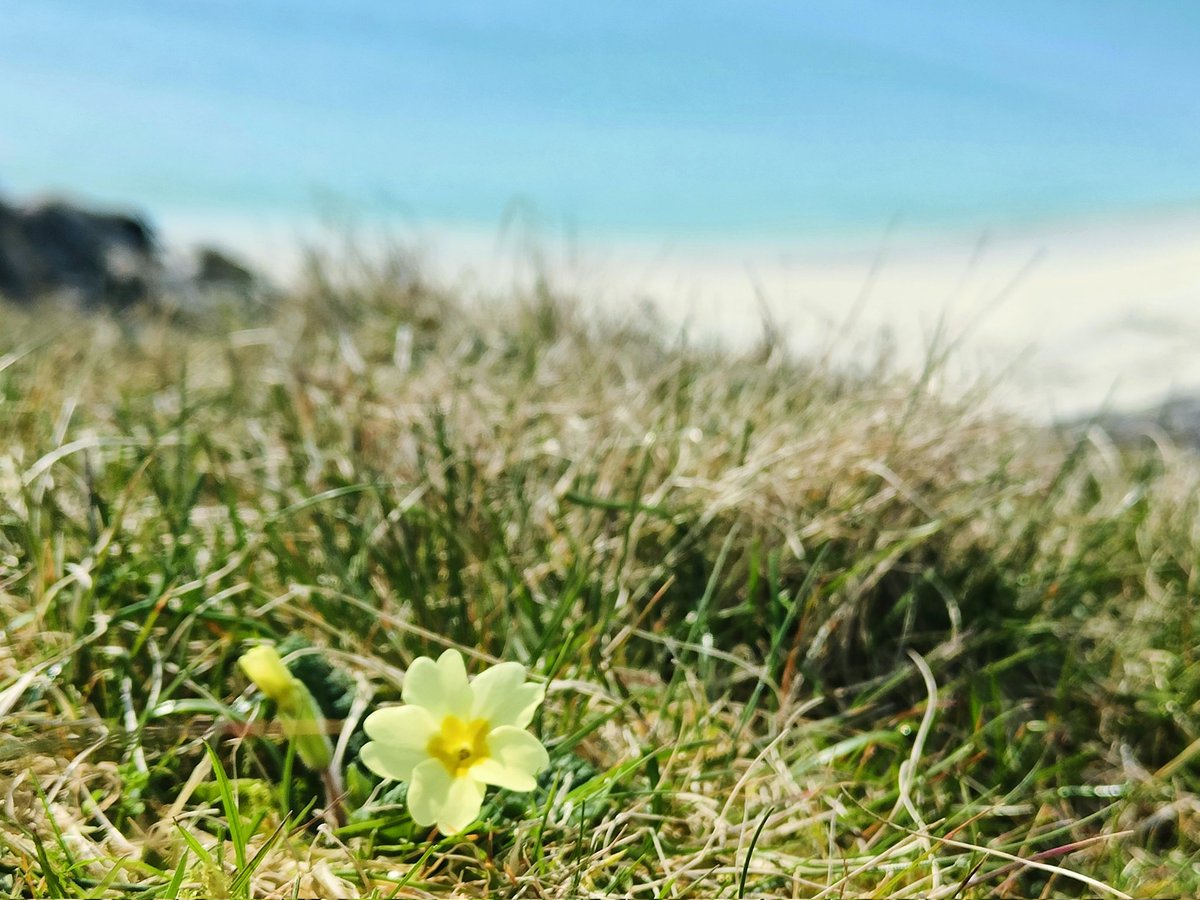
left=1, top=250, right=1199, bottom=896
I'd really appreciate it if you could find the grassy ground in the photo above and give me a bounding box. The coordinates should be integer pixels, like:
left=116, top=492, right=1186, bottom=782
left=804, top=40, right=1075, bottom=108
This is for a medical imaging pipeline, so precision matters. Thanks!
left=1, top=252, right=1199, bottom=898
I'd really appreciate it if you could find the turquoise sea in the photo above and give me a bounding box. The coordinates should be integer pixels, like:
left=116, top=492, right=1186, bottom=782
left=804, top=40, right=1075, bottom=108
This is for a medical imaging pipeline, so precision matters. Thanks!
left=2, top=0, right=1199, bottom=239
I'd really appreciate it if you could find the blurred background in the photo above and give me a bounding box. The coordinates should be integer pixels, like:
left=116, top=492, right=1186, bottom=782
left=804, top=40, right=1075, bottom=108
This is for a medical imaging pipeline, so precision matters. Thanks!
left=2, top=0, right=1199, bottom=419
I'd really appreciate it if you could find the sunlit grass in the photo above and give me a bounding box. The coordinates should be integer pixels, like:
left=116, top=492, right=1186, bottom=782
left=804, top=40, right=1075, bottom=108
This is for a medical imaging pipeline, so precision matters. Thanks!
left=1, top=250, right=1198, bottom=897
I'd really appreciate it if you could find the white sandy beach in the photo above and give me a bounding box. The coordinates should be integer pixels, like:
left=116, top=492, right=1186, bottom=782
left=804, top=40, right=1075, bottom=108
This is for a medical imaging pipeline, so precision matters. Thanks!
left=159, top=208, right=1200, bottom=424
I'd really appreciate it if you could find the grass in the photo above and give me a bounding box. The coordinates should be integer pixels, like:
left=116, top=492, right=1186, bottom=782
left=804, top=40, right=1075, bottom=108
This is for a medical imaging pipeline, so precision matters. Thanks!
left=1, top=247, right=1199, bottom=897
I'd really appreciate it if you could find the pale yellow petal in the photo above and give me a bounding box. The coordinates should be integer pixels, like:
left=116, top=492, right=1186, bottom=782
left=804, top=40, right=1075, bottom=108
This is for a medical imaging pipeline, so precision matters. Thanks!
left=436, top=775, right=486, bottom=835
left=435, top=648, right=473, bottom=718
left=360, top=741, right=426, bottom=783
left=402, top=651, right=473, bottom=719
left=471, top=758, right=537, bottom=792
left=363, top=704, right=437, bottom=748
left=407, top=758, right=452, bottom=827
left=469, top=662, right=545, bottom=729
left=401, top=656, right=446, bottom=714
left=485, top=726, right=549, bottom=781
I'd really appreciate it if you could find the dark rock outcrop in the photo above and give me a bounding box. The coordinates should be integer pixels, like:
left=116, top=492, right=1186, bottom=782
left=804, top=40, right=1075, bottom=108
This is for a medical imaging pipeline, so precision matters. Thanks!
left=0, top=194, right=269, bottom=311
left=192, top=246, right=256, bottom=291
left=0, top=198, right=159, bottom=307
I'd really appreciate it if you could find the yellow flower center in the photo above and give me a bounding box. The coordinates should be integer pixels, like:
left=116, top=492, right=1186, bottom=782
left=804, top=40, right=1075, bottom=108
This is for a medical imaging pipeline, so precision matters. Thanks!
left=427, top=715, right=490, bottom=777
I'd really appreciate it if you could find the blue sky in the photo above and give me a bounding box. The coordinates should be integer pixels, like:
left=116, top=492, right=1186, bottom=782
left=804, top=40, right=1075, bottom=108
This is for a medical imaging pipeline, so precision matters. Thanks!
left=2, top=0, right=1199, bottom=237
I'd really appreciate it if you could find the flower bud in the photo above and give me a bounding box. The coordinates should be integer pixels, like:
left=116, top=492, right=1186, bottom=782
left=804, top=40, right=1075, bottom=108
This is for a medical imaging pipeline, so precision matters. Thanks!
left=238, top=644, right=333, bottom=771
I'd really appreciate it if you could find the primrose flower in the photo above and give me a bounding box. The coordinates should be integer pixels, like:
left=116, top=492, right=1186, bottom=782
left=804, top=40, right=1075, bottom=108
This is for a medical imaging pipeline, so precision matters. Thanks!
left=360, top=649, right=549, bottom=835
